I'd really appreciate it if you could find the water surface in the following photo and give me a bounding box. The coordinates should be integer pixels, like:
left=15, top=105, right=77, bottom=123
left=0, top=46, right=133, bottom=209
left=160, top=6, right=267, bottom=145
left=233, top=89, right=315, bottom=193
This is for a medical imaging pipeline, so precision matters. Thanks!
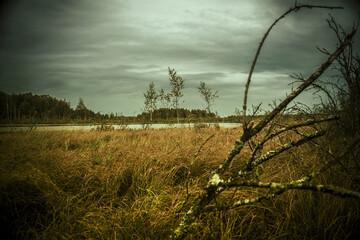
left=0, top=123, right=242, bottom=132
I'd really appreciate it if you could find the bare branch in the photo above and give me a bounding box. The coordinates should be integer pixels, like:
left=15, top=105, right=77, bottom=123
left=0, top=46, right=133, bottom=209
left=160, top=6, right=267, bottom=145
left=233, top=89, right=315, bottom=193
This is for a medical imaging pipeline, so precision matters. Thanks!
left=171, top=7, right=356, bottom=240
left=249, top=29, right=356, bottom=137
left=172, top=26, right=356, bottom=240
left=253, top=130, right=325, bottom=166
left=242, top=4, right=343, bottom=130
left=210, top=130, right=327, bottom=209
left=224, top=181, right=360, bottom=199
left=204, top=193, right=278, bottom=212
left=229, top=130, right=326, bottom=182
left=265, top=115, right=338, bottom=142
left=244, top=116, right=338, bottom=172
left=192, top=134, right=216, bottom=161
left=205, top=138, right=360, bottom=213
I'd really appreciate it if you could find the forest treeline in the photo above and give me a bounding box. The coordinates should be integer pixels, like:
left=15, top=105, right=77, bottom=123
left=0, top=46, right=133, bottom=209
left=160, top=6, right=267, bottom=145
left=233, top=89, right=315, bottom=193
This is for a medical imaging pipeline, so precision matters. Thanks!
left=0, top=91, right=232, bottom=124
left=0, top=91, right=93, bottom=123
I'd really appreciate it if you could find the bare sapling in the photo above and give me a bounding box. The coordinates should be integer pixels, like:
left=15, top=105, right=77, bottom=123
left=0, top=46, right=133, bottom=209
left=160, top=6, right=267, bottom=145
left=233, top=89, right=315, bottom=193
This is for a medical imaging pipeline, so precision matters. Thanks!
left=144, top=81, right=158, bottom=122
left=198, top=81, right=218, bottom=115
left=168, top=67, right=185, bottom=124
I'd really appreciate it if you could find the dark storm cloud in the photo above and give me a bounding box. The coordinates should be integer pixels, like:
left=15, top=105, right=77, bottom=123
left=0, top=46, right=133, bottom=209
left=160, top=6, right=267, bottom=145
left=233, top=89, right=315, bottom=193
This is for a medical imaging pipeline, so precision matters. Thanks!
left=0, top=0, right=358, bottom=115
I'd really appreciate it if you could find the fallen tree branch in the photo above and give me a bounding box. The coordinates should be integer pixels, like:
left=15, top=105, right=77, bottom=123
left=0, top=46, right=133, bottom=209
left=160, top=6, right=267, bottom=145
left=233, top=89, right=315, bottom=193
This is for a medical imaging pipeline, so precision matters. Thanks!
left=251, top=130, right=325, bottom=168
left=230, top=130, right=326, bottom=182
left=224, top=181, right=360, bottom=199
left=170, top=5, right=355, bottom=239
left=245, top=115, right=338, bottom=169
left=204, top=138, right=360, bottom=212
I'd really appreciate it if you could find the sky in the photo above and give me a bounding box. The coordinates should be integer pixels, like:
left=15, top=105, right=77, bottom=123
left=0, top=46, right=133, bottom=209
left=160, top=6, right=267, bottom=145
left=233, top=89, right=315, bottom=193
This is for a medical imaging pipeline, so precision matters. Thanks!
left=0, top=0, right=359, bottom=116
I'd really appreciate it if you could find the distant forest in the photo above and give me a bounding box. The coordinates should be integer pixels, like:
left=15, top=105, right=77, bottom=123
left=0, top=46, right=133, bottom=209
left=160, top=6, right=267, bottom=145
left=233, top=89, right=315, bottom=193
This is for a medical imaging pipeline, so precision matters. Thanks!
left=0, top=91, right=235, bottom=124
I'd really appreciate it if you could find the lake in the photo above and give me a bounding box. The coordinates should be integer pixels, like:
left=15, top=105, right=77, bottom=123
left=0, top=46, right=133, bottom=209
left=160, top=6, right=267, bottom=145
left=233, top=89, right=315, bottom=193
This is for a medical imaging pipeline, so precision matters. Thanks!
left=0, top=123, right=242, bottom=132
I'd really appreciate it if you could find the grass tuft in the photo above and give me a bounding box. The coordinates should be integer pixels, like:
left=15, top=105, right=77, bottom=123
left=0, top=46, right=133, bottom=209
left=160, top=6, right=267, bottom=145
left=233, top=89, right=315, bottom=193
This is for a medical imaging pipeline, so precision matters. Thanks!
left=0, top=127, right=359, bottom=239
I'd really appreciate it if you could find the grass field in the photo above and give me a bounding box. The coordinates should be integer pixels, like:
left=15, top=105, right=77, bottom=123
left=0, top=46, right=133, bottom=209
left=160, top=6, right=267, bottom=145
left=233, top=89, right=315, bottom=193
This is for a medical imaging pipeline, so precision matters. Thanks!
left=0, top=127, right=359, bottom=239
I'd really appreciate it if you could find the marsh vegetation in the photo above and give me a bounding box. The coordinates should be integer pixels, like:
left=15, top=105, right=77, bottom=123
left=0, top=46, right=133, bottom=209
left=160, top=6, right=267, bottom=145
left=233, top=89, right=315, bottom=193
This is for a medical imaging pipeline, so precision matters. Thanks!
left=0, top=125, right=359, bottom=239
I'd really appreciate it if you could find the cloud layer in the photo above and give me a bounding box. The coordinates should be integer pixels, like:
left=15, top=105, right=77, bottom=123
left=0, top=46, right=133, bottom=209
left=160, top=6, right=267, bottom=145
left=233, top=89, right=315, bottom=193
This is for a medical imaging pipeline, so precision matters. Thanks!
left=0, top=0, right=359, bottom=116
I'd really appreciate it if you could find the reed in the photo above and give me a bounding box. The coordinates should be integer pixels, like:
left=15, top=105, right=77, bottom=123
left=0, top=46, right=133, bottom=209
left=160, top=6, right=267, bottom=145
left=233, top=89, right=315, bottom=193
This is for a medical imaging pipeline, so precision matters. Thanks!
left=0, top=127, right=358, bottom=239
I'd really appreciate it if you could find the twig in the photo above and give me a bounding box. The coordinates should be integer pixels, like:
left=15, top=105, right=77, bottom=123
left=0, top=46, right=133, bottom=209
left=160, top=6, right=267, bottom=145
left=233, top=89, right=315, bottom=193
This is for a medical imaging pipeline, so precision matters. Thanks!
left=230, top=130, right=326, bottom=183
left=224, top=181, right=360, bottom=199
left=192, top=134, right=215, bottom=162
left=250, top=29, right=356, bottom=137
left=204, top=139, right=360, bottom=212
left=242, top=4, right=343, bottom=130
left=246, top=115, right=338, bottom=169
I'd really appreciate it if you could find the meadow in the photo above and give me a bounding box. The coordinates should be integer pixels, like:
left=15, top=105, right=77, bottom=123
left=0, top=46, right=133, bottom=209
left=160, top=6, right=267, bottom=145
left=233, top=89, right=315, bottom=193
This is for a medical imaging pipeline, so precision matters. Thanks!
left=0, top=125, right=359, bottom=239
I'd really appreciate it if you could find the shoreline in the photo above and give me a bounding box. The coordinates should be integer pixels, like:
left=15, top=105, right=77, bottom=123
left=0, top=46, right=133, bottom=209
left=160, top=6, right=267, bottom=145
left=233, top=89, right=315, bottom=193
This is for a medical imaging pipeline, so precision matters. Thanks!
left=0, top=122, right=242, bottom=132
left=0, top=121, right=239, bottom=128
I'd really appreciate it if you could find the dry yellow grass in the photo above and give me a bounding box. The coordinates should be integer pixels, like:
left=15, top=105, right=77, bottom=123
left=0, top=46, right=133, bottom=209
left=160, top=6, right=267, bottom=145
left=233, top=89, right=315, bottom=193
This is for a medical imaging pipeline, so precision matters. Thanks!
left=0, top=127, right=359, bottom=239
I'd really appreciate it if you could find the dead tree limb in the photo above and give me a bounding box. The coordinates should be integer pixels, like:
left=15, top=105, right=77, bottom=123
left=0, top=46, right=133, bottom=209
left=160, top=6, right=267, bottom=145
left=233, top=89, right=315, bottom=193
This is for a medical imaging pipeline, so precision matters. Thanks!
left=170, top=6, right=356, bottom=240
left=224, top=181, right=360, bottom=199
left=242, top=4, right=343, bottom=129
left=245, top=115, right=339, bottom=169
left=204, top=138, right=360, bottom=212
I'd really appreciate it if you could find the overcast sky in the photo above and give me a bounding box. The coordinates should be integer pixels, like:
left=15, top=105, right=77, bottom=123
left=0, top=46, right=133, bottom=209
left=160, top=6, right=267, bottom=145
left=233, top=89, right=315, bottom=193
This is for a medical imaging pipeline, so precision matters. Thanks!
left=0, top=0, right=359, bottom=116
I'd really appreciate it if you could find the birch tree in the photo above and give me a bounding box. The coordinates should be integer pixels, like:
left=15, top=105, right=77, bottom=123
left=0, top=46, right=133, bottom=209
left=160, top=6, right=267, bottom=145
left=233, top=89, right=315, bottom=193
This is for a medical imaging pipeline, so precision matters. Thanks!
left=198, top=81, right=218, bottom=115
left=144, top=82, right=158, bottom=122
left=168, top=67, right=185, bottom=123
left=158, top=88, right=171, bottom=109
